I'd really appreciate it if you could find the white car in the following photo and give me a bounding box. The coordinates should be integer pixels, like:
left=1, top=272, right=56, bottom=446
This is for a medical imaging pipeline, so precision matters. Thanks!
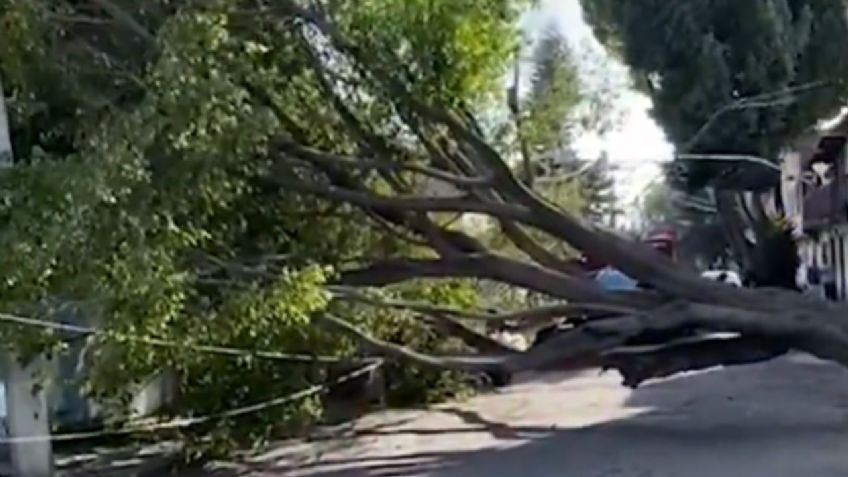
left=701, top=270, right=743, bottom=287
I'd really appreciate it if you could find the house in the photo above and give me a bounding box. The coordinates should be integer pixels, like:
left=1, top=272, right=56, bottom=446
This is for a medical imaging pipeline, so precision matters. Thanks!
left=781, top=114, right=848, bottom=300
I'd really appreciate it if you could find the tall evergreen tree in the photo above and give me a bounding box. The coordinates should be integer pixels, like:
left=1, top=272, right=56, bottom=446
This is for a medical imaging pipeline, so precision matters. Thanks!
left=519, top=24, right=617, bottom=225
left=522, top=25, right=582, bottom=155
left=580, top=0, right=848, bottom=189
left=581, top=0, right=848, bottom=275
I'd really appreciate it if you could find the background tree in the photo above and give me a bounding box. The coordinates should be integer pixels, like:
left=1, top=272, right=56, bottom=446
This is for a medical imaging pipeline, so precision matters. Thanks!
left=521, top=25, right=582, bottom=155
left=520, top=25, right=619, bottom=226
left=579, top=0, right=848, bottom=274
left=480, top=23, right=620, bottom=311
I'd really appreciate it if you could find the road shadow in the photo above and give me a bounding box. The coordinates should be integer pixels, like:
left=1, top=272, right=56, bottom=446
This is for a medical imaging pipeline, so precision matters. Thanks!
left=186, top=356, right=848, bottom=477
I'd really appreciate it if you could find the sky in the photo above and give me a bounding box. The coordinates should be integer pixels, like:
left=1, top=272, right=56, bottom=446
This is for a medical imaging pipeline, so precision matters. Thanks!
left=520, top=0, right=674, bottom=208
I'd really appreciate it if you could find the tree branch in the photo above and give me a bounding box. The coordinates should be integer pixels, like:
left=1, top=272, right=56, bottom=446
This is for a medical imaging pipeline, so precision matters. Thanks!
left=318, top=294, right=848, bottom=381
left=88, top=0, right=156, bottom=45
left=399, top=90, right=794, bottom=311
left=328, top=285, right=638, bottom=325
left=277, top=0, right=762, bottom=310
left=276, top=142, right=492, bottom=188
left=273, top=175, right=533, bottom=222
left=680, top=80, right=830, bottom=153
left=602, top=336, right=788, bottom=388
left=423, top=313, right=520, bottom=354
left=499, top=221, right=581, bottom=275
left=316, top=314, right=510, bottom=372
left=336, top=255, right=654, bottom=308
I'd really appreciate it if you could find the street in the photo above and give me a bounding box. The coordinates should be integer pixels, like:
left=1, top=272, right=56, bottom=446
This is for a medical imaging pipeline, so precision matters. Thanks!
left=194, top=353, right=848, bottom=476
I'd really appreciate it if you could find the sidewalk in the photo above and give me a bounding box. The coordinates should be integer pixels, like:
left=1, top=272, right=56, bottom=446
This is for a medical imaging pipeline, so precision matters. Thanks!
left=183, top=354, right=848, bottom=476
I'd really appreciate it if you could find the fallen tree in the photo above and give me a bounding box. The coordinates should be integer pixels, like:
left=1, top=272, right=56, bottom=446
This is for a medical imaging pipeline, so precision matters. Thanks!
left=256, top=4, right=848, bottom=388
left=3, top=0, right=845, bottom=399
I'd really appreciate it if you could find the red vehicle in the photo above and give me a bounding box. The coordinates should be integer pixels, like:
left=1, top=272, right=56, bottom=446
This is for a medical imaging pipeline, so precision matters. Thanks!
left=572, top=228, right=677, bottom=276
left=643, top=229, right=677, bottom=260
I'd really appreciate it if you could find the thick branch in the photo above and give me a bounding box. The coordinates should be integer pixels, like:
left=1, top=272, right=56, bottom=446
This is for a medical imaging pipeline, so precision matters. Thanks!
left=281, top=3, right=730, bottom=307
left=407, top=102, right=780, bottom=310
left=317, top=308, right=655, bottom=374
left=499, top=221, right=582, bottom=275
left=329, top=286, right=637, bottom=325
left=274, top=175, right=532, bottom=221
left=88, top=0, right=156, bottom=44
left=602, top=336, right=788, bottom=388
left=319, top=296, right=848, bottom=382
left=276, top=142, right=491, bottom=188
left=423, top=314, right=519, bottom=354
left=316, top=314, right=509, bottom=372
left=278, top=172, right=738, bottom=310
left=336, top=255, right=648, bottom=308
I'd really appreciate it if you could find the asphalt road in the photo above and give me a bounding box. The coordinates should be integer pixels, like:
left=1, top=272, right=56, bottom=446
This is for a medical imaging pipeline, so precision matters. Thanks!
left=198, top=354, right=848, bottom=477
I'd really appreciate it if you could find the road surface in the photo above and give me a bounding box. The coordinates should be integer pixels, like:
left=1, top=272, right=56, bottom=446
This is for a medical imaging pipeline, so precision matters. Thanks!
left=198, top=354, right=848, bottom=476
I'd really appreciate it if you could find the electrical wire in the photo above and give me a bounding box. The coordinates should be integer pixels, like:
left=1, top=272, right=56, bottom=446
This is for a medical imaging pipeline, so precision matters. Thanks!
left=0, top=311, right=383, bottom=443
left=0, top=312, right=372, bottom=365
left=0, top=360, right=382, bottom=443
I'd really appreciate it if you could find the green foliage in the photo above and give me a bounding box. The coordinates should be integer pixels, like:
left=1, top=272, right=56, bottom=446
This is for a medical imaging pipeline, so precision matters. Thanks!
left=0, top=0, right=529, bottom=452
left=335, top=0, right=529, bottom=105
left=581, top=0, right=848, bottom=189
left=365, top=280, right=479, bottom=406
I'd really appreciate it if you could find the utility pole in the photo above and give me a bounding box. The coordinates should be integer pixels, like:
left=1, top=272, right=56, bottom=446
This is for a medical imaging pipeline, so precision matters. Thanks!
left=0, top=79, right=54, bottom=477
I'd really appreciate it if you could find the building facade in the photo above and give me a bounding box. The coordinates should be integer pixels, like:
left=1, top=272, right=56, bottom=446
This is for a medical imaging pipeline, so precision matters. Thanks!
left=781, top=119, right=848, bottom=300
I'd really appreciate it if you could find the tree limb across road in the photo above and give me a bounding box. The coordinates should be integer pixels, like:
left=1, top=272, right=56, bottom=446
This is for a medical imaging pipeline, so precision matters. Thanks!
left=235, top=1, right=848, bottom=388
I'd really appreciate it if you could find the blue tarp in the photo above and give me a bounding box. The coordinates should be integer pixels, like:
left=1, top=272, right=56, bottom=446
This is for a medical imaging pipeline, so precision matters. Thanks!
left=595, top=267, right=638, bottom=291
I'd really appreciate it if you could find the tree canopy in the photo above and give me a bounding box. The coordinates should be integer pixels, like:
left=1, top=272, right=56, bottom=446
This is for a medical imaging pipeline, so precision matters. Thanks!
left=0, top=0, right=528, bottom=450
left=580, top=0, right=848, bottom=189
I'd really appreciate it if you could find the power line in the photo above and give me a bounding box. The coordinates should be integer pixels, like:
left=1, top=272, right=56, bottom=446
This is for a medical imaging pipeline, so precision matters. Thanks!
left=0, top=360, right=382, bottom=443
left=0, top=311, right=373, bottom=365
left=0, top=310, right=384, bottom=443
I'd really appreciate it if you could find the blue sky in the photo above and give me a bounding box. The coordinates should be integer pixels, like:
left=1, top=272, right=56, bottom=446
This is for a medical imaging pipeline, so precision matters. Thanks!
left=520, top=0, right=673, bottom=206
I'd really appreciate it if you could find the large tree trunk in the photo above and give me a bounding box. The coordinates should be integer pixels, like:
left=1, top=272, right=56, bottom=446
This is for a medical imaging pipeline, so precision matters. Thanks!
left=715, top=190, right=755, bottom=274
